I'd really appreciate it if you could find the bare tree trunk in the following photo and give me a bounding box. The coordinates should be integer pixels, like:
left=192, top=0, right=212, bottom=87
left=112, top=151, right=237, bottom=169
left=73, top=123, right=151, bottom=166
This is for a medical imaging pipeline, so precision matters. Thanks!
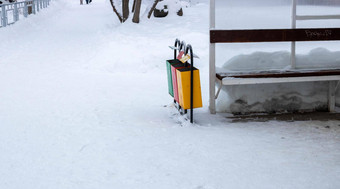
left=132, top=0, right=142, bottom=23
left=132, top=0, right=137, bottom=13
left=148, top=0, right=160, bottom=19
left=122, top=0, right=130, bottom=22
left=109, top=0, right=123, bottom=23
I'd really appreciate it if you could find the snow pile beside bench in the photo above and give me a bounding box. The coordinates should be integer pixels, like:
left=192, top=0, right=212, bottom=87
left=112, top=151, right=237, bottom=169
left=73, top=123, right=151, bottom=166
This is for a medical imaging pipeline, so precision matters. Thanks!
left=217, top=48, right=340, bottom=114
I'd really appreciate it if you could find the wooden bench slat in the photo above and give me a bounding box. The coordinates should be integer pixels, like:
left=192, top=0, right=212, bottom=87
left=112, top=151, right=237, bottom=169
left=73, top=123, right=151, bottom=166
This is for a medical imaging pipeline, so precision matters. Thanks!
left=210, top=28, right=340, bottom=43
left=216, top=69, right=340, bottom=80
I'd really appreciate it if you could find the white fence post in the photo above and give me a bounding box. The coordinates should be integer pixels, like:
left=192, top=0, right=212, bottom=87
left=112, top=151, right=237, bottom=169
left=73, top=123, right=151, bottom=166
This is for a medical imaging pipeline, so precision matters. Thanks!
left=14, top=3, right=19, bottom=21
left=32, top=0, right=36, bottom=14
left=209, top=0, right=216, bottom=114
left=291, top=0, right=297, bottom=69
left=2, top=6, right=7, bottom=27
left=37, top=0, right=39, bottom=9
left=24, top=2, right=28, bottom=17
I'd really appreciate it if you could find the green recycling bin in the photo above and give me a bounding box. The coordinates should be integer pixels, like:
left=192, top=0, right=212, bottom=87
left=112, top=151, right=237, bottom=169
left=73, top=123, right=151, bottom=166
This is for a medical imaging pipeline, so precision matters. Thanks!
left=166, top=59, right=182, bottom=97
left=166, top=39, right=182, bottom=97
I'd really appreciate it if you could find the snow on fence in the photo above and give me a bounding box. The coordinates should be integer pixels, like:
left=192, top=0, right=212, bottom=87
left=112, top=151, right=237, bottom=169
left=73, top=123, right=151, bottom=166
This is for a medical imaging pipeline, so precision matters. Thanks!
left=0, top=0, right=51, bottom=28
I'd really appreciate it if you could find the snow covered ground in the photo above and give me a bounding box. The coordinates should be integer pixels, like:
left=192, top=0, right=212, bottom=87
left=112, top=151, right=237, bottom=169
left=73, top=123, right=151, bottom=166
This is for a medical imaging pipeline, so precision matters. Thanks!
left=0, top=0, right=339, bottom=188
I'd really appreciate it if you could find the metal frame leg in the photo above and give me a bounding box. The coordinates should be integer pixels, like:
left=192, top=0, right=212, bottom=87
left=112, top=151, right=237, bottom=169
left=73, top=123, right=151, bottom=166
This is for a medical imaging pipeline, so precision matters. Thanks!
left=215, top=79, right=222, bottom=99
left=328, top=81, right=336, bottom=112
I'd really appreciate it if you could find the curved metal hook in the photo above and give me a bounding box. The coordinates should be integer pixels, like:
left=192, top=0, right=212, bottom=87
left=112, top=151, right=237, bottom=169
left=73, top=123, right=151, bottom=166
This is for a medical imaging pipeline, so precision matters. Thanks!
left=185, top=44, right=194, bottom=68
left=179, top=41, right=186, bottom=52
left=174, top=39, right=181, bottom=59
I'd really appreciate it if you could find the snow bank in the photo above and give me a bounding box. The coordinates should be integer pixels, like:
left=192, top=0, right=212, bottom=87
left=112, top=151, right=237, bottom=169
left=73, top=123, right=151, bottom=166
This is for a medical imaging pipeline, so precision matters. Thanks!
left=217, top=48, right=340, bottom=113
left=222, top=48, right=340, bottom=71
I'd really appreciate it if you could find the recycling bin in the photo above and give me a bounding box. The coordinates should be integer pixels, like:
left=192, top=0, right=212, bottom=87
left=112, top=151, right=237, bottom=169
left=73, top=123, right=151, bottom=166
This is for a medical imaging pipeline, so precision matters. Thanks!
left=176, top=67, right=202, bottom=110
left=166, top=59, right=182, bottom=97
left=171, top=63, right=186, bottom=103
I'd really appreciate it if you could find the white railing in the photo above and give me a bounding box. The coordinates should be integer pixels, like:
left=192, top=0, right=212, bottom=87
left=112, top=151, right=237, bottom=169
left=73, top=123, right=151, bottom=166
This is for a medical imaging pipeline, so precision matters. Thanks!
left=290, top=0, right=340, bottom=69
left=0, top=0, right=51, bottom=28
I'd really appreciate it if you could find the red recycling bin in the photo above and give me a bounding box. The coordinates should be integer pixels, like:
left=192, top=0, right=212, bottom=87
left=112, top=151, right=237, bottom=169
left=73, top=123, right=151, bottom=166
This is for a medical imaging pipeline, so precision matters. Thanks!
left=171, top=63, right=186, bottom=103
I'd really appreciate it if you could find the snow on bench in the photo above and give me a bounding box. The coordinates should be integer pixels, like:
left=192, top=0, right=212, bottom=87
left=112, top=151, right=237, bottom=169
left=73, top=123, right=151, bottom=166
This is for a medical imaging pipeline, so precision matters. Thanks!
left=216, top=69, right=340, bottom=85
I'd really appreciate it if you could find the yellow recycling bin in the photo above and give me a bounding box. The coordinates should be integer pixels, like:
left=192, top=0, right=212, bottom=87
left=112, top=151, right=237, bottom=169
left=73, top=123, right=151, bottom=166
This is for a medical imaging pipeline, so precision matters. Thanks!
left=176, top=67, right=202, bottom=110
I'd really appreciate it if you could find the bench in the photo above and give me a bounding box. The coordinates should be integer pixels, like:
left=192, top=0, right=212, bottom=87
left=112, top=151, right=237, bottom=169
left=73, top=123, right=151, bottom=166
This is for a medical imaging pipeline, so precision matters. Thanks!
left=209, top=28, right=340, bottom=113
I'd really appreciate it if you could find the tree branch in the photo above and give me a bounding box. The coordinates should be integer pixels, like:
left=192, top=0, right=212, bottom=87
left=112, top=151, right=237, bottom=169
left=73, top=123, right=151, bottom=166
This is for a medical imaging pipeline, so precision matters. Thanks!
left=132, top=0, right=142, bottom=23
left=132, top=0, right=136, bottom=13
left=122, top=0, right=130, bottom=22
left=109, top=0, right=123, bottom=23
left=147, top=0, right=160, bottom=19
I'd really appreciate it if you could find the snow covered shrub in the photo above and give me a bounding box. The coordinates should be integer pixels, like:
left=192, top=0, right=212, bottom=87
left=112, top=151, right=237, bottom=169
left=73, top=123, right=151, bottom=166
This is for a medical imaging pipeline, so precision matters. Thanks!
left=155, top=0, right=187, bottom=17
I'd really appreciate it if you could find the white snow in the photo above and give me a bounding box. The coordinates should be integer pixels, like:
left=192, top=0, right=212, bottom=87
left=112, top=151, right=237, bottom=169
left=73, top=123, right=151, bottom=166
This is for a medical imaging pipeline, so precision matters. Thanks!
left=0, top=0, right=339, bottom=189
left=222, top=48, right=340, bottom=71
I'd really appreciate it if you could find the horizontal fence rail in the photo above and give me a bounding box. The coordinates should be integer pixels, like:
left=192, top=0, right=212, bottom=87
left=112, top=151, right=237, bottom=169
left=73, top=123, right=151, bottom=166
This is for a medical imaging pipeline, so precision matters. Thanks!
left=0, top=0, right=51, bottom=28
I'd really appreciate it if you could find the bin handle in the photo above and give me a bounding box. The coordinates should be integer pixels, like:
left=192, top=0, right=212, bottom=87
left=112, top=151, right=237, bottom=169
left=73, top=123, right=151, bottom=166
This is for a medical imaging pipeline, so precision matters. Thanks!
left=179, top=41, right=186, bottom=53
left=174, top=39, right=181, bottom=59
left=178, top=41, right=186, bottom=60
left=185, top=44, right=193, bottom=68
left=185, top=44, right=195, bottom=123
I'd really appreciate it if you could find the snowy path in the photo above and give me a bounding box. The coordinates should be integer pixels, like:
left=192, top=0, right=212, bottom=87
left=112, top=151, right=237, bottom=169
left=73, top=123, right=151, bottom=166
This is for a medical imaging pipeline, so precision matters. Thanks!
left=0, top=0, right=339, bottom=189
